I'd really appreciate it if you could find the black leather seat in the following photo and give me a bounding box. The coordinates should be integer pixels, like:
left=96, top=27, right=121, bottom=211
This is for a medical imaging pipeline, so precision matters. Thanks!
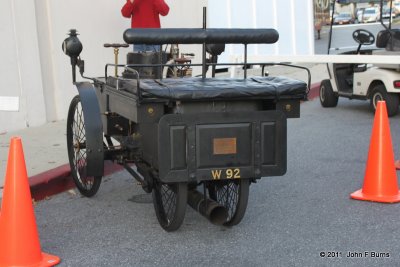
left=376, top=29, right=400, bottom=51
left=138, top=76, right=307, bottom=101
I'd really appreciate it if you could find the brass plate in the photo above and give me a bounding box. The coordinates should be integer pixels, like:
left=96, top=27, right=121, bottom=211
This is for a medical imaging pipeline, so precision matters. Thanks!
left=213, top=138, right=237, bottom=155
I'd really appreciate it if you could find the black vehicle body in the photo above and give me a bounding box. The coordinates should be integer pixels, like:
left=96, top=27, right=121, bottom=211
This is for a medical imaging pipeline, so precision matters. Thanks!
left=63, top=25, right=308, bottom=231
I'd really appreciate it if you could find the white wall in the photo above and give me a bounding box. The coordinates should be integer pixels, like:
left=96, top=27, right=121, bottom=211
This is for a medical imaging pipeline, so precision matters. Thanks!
left=208, top=0, right=315, bottom=62
left=0, top=0, right=47, bottom=133
left=34, top=0, right=196, bottom=125
left=0, top=0, right=207, bottom=134
left=162, top=0, right=208, bottom=75
left=1, top=0, right=312, bottom=134
left=34, top=0, right=142, bottom=126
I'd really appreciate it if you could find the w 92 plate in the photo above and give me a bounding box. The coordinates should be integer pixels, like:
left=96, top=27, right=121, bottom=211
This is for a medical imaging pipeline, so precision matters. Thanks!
left=210, top=168, right=241, bottom=180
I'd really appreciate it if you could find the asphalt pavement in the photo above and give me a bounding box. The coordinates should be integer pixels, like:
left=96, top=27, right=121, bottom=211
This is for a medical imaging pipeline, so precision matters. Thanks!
left=35, top=98, right=400, bottom=267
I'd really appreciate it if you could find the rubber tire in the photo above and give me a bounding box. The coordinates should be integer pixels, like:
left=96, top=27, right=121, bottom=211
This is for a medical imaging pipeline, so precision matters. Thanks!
left=67, top=95, right=102, bottom=197
left=319, top=79, right=338, bottom=108
left=208, top=179, right=250, bottom=227
left=369, top=84, right=399, bottom=117
left=152, top=181, right=188, bottom=232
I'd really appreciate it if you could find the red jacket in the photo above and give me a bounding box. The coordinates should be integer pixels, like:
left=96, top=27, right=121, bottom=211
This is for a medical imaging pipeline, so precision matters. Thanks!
left=121, top=0, right=169, bottom=28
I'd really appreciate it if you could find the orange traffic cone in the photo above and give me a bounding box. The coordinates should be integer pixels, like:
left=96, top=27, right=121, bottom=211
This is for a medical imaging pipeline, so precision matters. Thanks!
left=351, top=101, right=400, bottom=203
left=0, top=137, right=60, bottom=266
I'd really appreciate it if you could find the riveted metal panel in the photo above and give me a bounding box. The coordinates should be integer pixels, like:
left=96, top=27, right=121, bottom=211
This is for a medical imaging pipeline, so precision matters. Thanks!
left=158, top=110, right=286, bottom=183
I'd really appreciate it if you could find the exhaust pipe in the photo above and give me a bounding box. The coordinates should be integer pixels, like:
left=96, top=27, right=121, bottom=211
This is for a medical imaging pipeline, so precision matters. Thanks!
left=187, top=189, right=228, bottom=225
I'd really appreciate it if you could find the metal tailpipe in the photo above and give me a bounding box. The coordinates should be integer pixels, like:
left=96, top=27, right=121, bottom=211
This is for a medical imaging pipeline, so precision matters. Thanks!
left=187, top=189, right=228, bottom=225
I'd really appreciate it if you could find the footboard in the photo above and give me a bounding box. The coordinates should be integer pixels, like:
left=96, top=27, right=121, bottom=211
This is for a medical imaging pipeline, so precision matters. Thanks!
left=158, top=110, right=286, bottom=183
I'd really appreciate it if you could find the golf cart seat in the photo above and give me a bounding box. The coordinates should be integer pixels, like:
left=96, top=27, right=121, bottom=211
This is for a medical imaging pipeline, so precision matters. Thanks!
left=376, top=29, right=400, bottom=51
left=372, top=29, right=400, bottom=70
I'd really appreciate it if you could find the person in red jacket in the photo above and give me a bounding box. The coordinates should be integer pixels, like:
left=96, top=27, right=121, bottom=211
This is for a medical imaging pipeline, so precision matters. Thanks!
left=121, top=0, right=170, bottom=52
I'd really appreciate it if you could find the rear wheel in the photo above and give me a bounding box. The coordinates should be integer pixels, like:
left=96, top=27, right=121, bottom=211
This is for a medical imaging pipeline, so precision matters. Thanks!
left=319, top=79, right=338, bottom=107
left=152, top=181, right=188, bottom=232
left=208, top=179, right=250, bottom=226
left=370, top=84, right=399, bottom=117
left=67, top=95, right=102, bottom=197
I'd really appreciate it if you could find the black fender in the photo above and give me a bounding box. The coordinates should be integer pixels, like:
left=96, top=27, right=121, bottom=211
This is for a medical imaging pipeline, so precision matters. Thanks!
left=75, top=82, right=104, bottom=177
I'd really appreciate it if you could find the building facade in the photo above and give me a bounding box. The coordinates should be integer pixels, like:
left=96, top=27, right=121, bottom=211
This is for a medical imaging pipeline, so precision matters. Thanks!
left=0, top=0, right=313, bottom=133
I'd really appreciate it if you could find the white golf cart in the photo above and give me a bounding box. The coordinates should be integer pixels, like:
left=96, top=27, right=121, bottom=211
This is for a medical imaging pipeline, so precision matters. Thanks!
left=320, top=1, right=400, bottom=117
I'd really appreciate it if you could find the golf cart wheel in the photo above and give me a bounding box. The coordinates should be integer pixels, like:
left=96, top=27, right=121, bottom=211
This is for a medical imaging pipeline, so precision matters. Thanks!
left=208, top=179, right=250, bottom=226
left=319, top=79, right=338, bottom=108
left=67, top=95, right=102, bottom=197
left=370, top=84, right=399, bottom=117
left=152, top=181, right=188, bottom=232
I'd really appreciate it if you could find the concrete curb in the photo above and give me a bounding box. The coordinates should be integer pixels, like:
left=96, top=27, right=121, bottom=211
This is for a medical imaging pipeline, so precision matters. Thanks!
left=29, top=81, right=321, bottom=201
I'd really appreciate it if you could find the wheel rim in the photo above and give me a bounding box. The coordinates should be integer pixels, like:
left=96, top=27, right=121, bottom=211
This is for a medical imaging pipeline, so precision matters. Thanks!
left=213, top=181, right=240, bottom=221
left=67, top=96, right=101, bottom=197
left=373, top=92, right=384, bottom=110
left=159, top=184, right=178, bottom=223
left=71, top=101, right=95, bottom=189
left=153, top=181, right=187, bottom=231
left=320, top=85, right=326, bottom=102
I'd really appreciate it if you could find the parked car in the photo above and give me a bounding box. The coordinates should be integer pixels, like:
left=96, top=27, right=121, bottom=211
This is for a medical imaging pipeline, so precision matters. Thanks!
left=394, top=3, right=400, bottom=16
left=331, top=11, right=338, bottom=24
left=363, top=7, right=380, bottom=23
left=334, top=12, right=355, bottom=25
left=382, top=6, right=395, bottom=20
left=356, top=8, right=365, bottom=23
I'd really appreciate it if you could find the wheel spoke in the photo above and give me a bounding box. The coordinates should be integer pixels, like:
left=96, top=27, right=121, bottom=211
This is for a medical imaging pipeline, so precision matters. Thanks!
left=161, top=184, right=177, bottom=221
left=216, top=182, right=239, bottom=220
left=152, top=181, right=187, bottom=231
left=209, top=179, right=249, bottom=226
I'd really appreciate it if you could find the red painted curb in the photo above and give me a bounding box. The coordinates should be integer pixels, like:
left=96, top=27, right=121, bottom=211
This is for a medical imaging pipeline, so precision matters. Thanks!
left=30, top=161, right=123, bottom=201
left=308, top=82, right=321, bottom=101
left=30, top=165, right=73, bottom=201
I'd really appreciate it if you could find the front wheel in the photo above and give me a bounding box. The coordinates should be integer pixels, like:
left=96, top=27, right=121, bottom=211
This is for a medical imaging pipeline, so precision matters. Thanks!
left=319, top=79, right=338, bottom=108
left=369, top=84, right=399, bottom=117
left=67, top=95, right=102, bottom=197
